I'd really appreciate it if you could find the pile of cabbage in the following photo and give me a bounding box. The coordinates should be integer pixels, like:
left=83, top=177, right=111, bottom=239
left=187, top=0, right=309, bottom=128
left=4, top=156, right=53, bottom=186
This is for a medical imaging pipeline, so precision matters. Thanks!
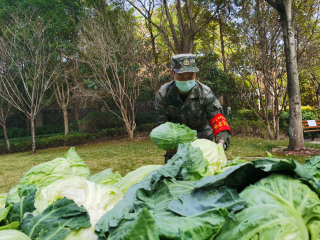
left=0, top=147, right=161, bottom=240
left=0, top=122, right=320, bottom=240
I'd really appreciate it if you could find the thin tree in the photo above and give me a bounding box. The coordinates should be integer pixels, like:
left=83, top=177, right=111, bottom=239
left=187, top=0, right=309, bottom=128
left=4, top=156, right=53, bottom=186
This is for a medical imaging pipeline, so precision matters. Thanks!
left=0, top=12, right=61, bottom=154
left=80, top=8, right=147, bottom=139
left=0, top=97, right=12, bottom=153
left=264, top=0, right=305, bottom=150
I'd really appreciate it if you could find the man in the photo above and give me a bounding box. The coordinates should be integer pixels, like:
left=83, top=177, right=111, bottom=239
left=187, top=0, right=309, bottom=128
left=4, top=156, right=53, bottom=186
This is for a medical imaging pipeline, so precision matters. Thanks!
left=155, top=53, right=231, bottom=163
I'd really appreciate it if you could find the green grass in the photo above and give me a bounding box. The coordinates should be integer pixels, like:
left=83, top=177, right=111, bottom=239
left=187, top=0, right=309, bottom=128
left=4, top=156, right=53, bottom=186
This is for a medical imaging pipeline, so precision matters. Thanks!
left=1, top=135, right=319, bottom=193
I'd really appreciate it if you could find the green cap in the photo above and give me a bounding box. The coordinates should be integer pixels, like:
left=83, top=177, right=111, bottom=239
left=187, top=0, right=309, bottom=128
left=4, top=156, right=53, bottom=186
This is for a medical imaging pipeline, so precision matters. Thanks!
left=171, top=53, right=199, bottom=73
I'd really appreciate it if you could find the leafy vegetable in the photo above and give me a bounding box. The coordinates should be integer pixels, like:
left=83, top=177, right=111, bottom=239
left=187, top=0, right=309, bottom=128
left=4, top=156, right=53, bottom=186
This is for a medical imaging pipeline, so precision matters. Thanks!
left=19, top=147, right=90, bottom=187
left=216, top=174, right=320, bottom=240
left=0, top=205, right=19, bottom=231
left=303, top=156, right=320, bottom=181
left=0, top=194, right=6, bottom=209
left=7, top=185, right=37, bottom=224
left=150, top=122, right=197, bottom=150
left=95, top=152, right=246, bottom=240
left=34, top=176, right=124, bottom=239
left=113, top=165, right=162, bottom=193
left=191, top=139, right=227, bottom=175
left=21, top=198, right=91, bottom=240
left=89, top=168, right=122, bottom=186
left=0, top=230, right=31, bottom=240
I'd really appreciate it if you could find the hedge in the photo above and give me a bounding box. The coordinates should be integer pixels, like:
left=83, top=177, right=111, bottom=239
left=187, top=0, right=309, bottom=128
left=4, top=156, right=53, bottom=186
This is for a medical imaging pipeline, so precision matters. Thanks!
left=0, top=123, right=157, bottom=155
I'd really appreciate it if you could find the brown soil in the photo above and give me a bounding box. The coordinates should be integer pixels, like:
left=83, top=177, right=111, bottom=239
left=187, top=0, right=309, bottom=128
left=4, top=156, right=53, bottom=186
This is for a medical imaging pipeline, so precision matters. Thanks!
left=272, top=146, right=320, bottom=156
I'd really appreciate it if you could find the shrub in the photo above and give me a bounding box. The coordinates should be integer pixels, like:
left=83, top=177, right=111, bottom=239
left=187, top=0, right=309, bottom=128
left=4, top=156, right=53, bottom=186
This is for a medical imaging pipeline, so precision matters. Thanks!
left=77, top=111, right=123, bottom=133
left=135, top=112, right=157, bottom=126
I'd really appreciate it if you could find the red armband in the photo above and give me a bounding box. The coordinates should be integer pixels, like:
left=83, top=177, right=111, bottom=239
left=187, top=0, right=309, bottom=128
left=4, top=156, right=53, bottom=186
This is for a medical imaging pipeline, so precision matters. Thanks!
left=209, top=113, right=232, bottom=137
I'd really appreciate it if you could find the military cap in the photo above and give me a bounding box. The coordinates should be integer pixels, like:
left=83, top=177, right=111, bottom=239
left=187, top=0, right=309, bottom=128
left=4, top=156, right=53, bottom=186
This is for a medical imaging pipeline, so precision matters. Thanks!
left=171, top=53, right=199, bottom=73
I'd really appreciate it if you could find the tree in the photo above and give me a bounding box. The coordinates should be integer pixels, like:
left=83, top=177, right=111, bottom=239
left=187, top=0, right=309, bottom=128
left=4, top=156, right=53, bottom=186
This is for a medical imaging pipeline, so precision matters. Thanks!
left=229, top=0, right=287, bottom=140
left=0, top=96, right=11, bottom=153
left=264, top=0, right=304, bottom=150
left=80, top=7, right=148, bottom=139
left=0, top=12, right=61, bottom=154
left=127, top=0, right=218, bottom=53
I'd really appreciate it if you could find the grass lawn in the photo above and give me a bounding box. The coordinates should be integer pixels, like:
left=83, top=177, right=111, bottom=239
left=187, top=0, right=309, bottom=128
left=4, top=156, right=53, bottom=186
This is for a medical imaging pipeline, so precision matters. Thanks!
left=1, top=135, right=320, bottom=193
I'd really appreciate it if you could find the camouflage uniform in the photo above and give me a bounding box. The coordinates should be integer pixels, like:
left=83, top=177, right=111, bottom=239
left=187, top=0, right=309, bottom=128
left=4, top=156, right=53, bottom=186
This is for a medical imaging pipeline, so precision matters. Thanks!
left=155, top=54, right=231, bottom=163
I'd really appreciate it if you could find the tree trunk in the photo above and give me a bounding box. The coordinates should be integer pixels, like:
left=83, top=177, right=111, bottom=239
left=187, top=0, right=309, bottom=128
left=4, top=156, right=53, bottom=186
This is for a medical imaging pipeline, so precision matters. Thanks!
left=279, top=3, right=305, bottom=150
left=74, top=101, right=79, bottom=121
left=2, top=124, right=10, bottom=153
left=218, top=8, right=231, bottom=116
left=30, top=117, right=36, bottom=154
left=317, top=87, right=320, bottom=110
left=265, top=121, right=274, bottom=139
left=26, top=116, right=30, bottom=132
left=62, top=106, right=69, bottom=135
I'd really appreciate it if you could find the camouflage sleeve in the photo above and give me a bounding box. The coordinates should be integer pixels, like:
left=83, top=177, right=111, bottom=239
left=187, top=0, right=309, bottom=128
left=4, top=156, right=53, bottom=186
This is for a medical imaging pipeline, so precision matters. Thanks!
left=204, top=91, right=231, bottom=149
left=155, top=91, right=168, bottom=126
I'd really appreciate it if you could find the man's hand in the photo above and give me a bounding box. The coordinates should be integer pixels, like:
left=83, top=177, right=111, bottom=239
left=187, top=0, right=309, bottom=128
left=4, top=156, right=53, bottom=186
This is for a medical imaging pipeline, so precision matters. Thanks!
left=217, top=140, right=226, bottom=149
left=167, top=148, right=177, bottom=154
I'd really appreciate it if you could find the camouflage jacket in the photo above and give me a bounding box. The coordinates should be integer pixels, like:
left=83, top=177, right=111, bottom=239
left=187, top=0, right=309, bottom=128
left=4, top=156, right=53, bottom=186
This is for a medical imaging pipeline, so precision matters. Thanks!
left=155, top=80, right=231, bottom=148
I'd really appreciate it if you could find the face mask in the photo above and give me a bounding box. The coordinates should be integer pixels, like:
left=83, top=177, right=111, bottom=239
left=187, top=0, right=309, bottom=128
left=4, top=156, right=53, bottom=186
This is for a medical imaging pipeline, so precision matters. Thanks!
left=175, top=79, right=196, bottom=92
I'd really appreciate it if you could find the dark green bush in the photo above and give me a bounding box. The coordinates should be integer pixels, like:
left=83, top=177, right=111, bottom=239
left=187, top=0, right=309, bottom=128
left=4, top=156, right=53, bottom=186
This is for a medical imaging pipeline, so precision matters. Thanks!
left=0, top=132, right=105, bottom=155
left=77, top=111, right=123, bottom=133
left=135, top=112, right=157, bottom=126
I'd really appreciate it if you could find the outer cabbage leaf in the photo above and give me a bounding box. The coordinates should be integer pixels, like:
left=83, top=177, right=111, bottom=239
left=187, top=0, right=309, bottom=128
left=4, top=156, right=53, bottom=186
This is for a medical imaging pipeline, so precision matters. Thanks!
left=7, top=185, right=37, bottom=224
left=21, top=198, right=91, bottom=240
left=303, top=156, right=320, bottom=181
left=215, top=174, right=320, bottom=240
left=150, top=122, right=197, bottom=150
left=89, top=168, right=122, bottom=186
left=95, top=152, right=246, bottom=240
left=0, top=230, right=31, bottom=240
left=0, top=205, right=19, bottom=231
left=19, top=147, right=90, bottom=187
left=0, top=194, right=6, bottom=209
left=113, top=165, right=162, bottom=194
left=191, top=139, right=227, bottom=175
left=34, top=176, right=123, bottom=240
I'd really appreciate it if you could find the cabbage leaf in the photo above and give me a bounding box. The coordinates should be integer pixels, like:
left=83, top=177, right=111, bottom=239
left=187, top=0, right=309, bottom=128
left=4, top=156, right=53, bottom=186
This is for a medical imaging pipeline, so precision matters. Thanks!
left=89, top=168, right=122, bottom=186
left=34, top=176, right=123, bottom=240
left=0, top=194, right=6, bottom=209
left=95, top=152, right=246, bottom=240
left=216, top=174, right=320, bottom=240
left=113, top=165, right=162, bottom=194
left=21, top=198, right=91, bottom=240
left=0, top=230, right=31, bottom=240
left=150, top=122, right=197, bottom=150
left=191, top=139, right=227, bottom=175
left=19, top=147, right=90, bottom=187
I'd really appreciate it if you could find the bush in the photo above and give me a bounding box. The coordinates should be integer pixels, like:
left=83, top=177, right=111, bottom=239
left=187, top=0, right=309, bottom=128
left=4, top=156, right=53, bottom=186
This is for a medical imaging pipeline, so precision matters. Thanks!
left=0, top=132, right=105, bottom=155
left=76, top=111, right=123, bottom=133
left=135, top=112, right=157, bottom=126
left=229, top=120, right=268, bottom=138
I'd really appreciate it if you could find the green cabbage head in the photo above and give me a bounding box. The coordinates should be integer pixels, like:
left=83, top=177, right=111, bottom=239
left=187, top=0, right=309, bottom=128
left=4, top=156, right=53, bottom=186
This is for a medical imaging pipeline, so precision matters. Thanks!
left=191, top=139, right=227, bottom=176
left=216, top=173, right=320, bottom=240
left=19, top=147, right=90, bottom=187
left=150, top=122, right=197, bottom=150
left=34, top=176, right=124, bottom=240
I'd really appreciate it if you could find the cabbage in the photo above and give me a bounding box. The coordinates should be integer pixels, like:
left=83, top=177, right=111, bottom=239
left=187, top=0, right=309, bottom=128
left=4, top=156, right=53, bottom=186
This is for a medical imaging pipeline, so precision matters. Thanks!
left=19, top=147, right=90, bottom=187
left=150, top=122, right=197, bottom=150
left=113, top=165, right=162, bottom=193
left=89, top=168, right=122, bottom=186
left=191, top=139, right=227, bottom=175
left=216, top=174, right=320, bottom=240
left=0, top=230, right=31, bottom=240
left=34, top=176, right=124, bottom=240
left=0, top=194, right=6, bottom=209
